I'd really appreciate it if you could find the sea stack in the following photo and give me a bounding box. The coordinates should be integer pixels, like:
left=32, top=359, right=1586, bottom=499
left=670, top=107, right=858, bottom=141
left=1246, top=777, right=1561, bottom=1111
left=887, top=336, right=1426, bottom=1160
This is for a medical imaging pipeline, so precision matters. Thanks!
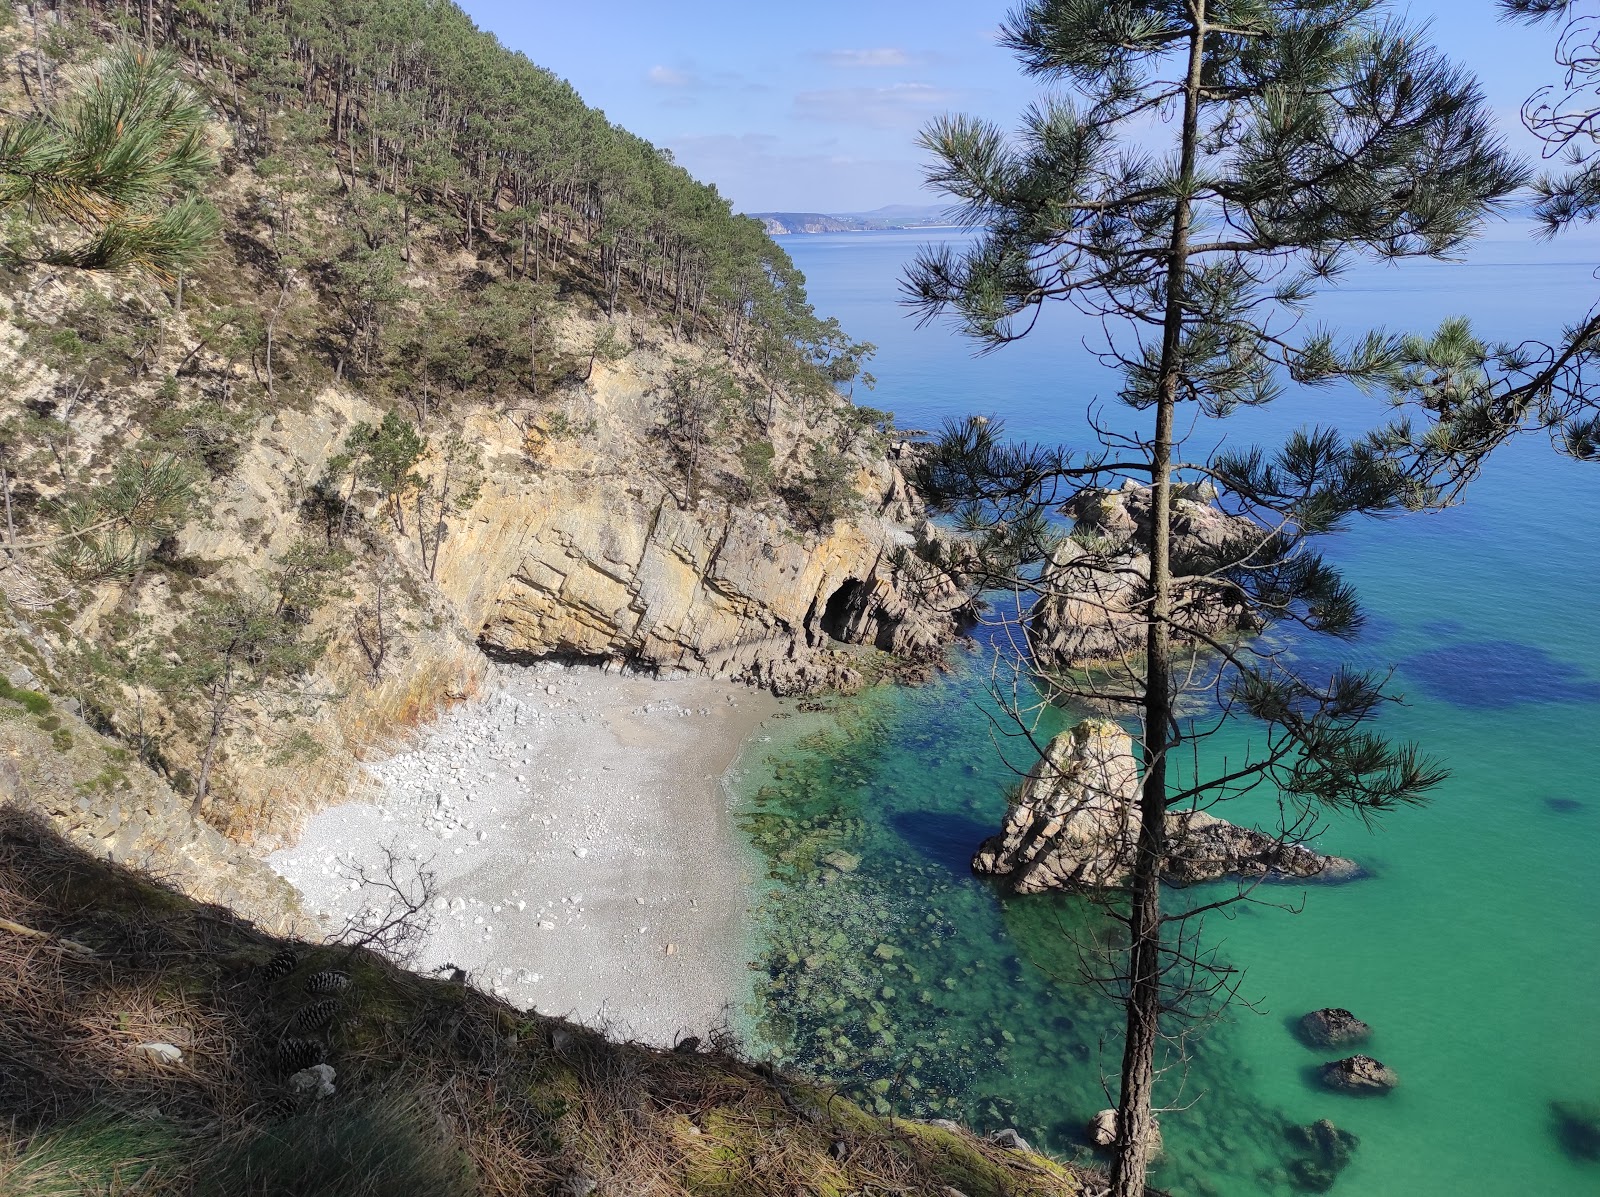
left=972, top=721, right=1362, bottom=893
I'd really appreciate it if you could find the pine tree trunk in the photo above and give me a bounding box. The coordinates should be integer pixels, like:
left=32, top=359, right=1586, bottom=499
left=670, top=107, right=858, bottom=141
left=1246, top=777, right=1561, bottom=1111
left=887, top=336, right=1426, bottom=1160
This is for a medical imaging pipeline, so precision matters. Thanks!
left=1109, top=8, right=1206, bottom=1196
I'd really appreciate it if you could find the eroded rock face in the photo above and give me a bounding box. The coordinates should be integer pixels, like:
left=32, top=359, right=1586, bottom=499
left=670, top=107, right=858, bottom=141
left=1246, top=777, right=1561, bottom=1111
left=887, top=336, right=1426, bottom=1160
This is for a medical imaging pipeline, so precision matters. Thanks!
left=1029, top=482, right=1265, bottom=674
left=1319, top=1055, right=1398, bottom=1094
left=971, top=722, right=1361, bottom=893
left=471, top=473, right=972, bottom=696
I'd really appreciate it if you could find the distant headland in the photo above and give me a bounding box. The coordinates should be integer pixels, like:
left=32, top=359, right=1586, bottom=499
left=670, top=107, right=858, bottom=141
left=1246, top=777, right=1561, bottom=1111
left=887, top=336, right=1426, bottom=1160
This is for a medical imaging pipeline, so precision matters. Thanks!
left=749, top=203, right=957, bottom=235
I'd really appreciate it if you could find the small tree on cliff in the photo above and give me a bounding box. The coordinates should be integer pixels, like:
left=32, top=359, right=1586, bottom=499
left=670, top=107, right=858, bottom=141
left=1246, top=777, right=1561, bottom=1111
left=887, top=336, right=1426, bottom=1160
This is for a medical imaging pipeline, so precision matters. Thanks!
left=903, top=3, right=1522, bottom=1194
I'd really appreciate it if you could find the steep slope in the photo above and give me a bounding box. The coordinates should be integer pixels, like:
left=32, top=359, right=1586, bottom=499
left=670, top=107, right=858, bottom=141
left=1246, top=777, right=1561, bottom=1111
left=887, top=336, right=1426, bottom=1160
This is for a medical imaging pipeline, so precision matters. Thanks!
left=0, top=805, right=1091, bottom=1196
left=0, top=3, right=972, bottom=847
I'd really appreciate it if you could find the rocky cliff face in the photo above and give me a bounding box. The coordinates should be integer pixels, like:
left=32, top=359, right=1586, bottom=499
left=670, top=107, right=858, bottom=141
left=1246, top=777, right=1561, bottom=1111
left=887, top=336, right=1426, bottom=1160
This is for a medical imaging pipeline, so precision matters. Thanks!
left=0, top=276, right=969, bottom=847
left=972, top=720, right=1361, bottom=893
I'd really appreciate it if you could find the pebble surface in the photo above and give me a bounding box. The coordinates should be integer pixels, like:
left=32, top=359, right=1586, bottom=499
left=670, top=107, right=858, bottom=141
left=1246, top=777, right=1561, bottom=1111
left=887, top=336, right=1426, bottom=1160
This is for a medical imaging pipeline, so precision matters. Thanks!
left=267, top=662, right=780, bottom=1046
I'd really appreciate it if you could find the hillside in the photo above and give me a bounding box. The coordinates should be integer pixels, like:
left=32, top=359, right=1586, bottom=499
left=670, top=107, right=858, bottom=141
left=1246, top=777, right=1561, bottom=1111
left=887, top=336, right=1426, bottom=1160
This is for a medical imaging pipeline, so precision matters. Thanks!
left=0, top=0, right=974, bottom=858
left=0, top=802, right=1092, bottom=1196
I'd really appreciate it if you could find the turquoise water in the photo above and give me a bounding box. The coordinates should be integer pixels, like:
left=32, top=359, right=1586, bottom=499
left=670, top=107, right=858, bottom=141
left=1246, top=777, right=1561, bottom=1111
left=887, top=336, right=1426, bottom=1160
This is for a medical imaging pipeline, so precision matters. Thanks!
left=733, top=225, right=1600, bottom=1194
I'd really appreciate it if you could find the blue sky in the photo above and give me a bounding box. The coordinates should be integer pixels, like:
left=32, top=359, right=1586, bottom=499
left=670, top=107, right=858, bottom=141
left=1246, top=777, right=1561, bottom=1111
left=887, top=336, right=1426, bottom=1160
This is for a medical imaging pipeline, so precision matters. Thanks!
left=459, top=1, right=1563, bottom=214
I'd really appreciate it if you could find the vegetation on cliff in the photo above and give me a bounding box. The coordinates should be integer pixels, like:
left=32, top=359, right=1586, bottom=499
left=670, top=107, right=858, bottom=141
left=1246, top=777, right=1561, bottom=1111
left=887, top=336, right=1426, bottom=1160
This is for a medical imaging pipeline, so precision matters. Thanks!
left=0, top=0, right=922, bottom=841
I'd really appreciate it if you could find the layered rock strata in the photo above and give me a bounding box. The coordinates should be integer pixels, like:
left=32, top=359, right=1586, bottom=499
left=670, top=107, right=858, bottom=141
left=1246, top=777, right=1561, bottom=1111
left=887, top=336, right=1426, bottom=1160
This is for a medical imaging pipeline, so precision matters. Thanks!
left=971, top=720, right=1361, bottom=893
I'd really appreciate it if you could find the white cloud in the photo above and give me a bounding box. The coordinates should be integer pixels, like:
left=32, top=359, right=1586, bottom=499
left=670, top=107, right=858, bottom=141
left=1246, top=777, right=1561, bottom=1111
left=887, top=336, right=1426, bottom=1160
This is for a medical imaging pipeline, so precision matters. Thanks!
left=819, top=48, right=911, bottom=68
left=647, top=65, right=693, bottom=87
left=794, top=82, right=964, bottom=129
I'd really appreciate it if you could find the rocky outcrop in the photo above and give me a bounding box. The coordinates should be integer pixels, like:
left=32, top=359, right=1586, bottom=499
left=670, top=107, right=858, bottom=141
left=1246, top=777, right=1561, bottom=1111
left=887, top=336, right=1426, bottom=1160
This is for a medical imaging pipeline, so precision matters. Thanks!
left=471, top=472, right=969, bottom=697
left=971, top=721, right=1361, bottom=893
left=1319, top=1055, right=1398, bottom=1094
left=1029, top=481, right=1265, bottom=674
left=1298, top=1008, right=1373, bottom=1049
left=0, top=678, right=300, bottom=933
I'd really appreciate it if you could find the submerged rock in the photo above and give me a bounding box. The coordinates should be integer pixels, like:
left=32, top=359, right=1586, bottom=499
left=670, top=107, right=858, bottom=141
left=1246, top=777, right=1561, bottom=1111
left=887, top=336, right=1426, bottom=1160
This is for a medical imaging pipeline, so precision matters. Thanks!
left=1549, top=1100, right=1600, bottom=1161
left=972, top=721, right=1361, bottom=893
left=1286, top=1117, right=1360, bottom=1190
left=1319, top=1054, right=1398, bottom=1094
left=1298, top=1008, right=1372, bottom=1049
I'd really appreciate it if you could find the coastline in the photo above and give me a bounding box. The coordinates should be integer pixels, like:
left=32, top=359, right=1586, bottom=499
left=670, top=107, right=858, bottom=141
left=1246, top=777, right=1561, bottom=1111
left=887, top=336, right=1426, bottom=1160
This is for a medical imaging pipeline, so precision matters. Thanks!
left=267, top=662, right=782, bottom=1047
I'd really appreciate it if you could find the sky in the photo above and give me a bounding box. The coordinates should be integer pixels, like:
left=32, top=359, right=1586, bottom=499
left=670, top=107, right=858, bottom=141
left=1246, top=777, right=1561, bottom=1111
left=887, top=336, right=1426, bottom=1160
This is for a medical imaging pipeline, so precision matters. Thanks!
left=457, top=1, right=1568, bottom=215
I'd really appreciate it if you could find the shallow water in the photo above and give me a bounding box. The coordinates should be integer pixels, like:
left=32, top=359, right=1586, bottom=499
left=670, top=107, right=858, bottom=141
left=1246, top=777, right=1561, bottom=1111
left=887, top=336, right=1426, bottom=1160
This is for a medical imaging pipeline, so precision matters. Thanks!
left=732, top=225, right=1600, bottom=1195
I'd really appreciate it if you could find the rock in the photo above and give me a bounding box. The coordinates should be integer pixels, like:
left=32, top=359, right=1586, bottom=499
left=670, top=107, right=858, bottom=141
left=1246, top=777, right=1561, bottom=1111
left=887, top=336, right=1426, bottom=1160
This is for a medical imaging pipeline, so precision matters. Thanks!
left=1319, top=1055, right=1398, bottom=1094
left=927, top=1118, right=963, bottom=1134
left=973, top=721, right=1361, bottom=892
left=1286, top=1118, right=1359, bottom=1171
left=821, top=849, right=861, bottom=873
left=288, top=1063, right=337, bottom=1099
left=1550, top=1100, right=1600, bottom=1161
left=988, top=1127, right=1030, bottom=1151
left=1297, top=1008, right=1372, bottom=1049
left=1086, top=1108, right=1161, bottom=1153
left=1089, top=1108, right=1119, bottom=1147
left=1030, top=484, right=1264, bottom=675
left=134, top=1042, right=182, bottom=1065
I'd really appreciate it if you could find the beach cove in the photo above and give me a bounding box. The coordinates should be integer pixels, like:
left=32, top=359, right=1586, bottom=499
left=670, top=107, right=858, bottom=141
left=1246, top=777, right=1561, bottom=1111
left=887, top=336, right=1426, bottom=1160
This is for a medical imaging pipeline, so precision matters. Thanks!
left=269, top=663, right=781, bottom=1047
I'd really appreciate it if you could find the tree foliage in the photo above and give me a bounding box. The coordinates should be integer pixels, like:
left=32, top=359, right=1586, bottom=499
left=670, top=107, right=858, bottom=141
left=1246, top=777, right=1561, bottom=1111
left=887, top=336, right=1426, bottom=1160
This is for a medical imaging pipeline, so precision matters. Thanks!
left=0, top=45, right=218, bottom=279
left=904, top=3, right=1521, bottom=1194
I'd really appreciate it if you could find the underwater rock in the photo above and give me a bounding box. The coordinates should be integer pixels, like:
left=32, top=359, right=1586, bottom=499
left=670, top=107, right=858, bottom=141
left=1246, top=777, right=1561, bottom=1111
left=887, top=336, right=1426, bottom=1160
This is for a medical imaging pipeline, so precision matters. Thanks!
left=1298, top=1008, right=1373, bottom=1049
left=1287, top=1117, right=1359, bottom=1167
left=1550, top=1100, right=1600, bottom=1161
left=972, top=722, right=1362, bottom=893
left=1319, top=1054, right=1398, bottom=1094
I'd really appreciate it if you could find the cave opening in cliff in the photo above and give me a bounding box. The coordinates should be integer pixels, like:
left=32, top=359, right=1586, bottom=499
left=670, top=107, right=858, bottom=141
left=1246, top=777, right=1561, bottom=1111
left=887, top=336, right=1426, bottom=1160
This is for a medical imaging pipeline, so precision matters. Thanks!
left=819, top=578, right=863, bottom=642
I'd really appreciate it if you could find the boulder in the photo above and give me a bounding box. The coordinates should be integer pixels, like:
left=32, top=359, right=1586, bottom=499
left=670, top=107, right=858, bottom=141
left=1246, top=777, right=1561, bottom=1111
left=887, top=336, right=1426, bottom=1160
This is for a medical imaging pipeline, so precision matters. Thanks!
left=988, top=1127, right=1031, bottom=1152
left=1086, top=1108, right=1161, bottom=1154
left=1319, top=1054, right=1397, bottom=1094
left=1030, top=484, right=1265, bottom=674
left=1089, top=1108, right=1119, bottom=1148
left=972, top=722, right=1361, bottom=893
left=1297, top=1008, right=1372, bottom=1049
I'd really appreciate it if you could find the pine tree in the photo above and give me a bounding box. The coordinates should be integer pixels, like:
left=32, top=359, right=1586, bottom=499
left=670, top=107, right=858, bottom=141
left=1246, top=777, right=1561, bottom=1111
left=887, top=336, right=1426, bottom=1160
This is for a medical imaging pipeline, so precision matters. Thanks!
left=902, top=4, right=1525, bottom=1193
left=0, top=45, right=218, bottom=280
left=1371, top=1, right=1600, bottom=475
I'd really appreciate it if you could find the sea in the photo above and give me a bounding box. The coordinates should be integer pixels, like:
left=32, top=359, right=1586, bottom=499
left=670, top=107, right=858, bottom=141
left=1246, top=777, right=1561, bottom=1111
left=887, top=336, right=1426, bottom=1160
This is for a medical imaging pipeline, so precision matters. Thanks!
left=730, top=223, right=1600, bottom=1196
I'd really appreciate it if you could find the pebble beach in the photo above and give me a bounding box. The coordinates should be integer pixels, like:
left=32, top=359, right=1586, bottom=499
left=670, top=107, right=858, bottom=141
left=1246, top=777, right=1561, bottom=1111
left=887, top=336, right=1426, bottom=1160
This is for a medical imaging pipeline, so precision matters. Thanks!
left=267, top=662, right=781, bottom=1046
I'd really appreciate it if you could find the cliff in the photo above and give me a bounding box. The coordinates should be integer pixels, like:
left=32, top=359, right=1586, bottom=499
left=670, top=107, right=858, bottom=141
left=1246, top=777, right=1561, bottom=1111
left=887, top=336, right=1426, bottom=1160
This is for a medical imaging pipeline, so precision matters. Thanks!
left=0, top=10, right=972, bottom=850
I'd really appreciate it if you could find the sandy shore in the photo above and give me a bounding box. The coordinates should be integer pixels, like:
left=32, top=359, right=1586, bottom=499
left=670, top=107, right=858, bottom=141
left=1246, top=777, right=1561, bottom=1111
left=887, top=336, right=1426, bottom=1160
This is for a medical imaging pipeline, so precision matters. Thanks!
left=267, top=662, right=780, bottom=1046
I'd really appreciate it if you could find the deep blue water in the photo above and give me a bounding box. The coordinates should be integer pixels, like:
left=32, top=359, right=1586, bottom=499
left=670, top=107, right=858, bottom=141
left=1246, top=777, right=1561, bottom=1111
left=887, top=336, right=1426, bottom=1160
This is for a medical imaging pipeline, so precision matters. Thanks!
left=733, top=223, right=1600, bottom=1195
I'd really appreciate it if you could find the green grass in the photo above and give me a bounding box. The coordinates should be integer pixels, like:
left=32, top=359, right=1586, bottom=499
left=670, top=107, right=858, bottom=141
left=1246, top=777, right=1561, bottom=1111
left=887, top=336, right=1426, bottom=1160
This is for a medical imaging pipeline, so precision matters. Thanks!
left=0, top=676, right=52, bottom=716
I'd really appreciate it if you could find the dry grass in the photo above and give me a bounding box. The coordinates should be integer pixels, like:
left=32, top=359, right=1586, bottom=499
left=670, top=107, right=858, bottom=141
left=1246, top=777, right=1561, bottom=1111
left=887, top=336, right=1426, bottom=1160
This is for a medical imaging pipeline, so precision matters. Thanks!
left=0, top=804, right=1095, bottom=1196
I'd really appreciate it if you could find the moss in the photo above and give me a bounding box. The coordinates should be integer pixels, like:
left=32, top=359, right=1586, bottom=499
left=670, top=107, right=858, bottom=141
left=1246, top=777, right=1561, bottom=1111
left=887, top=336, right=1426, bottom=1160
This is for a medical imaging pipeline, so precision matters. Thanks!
left=0, top=675, right=51, bottom=715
